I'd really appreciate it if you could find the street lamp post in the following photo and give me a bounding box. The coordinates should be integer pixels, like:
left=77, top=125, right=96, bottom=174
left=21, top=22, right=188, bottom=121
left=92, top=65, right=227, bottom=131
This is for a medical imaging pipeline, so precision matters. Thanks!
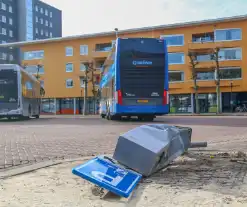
left=114, top=28, right=118, bottom=39
left=230, top=80, right=233, bottom=113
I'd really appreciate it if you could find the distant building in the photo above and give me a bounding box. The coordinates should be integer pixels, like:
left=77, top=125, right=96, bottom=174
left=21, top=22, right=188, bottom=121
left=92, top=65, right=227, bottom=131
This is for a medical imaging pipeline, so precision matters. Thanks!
left=0, top=0, right=62, bottom=64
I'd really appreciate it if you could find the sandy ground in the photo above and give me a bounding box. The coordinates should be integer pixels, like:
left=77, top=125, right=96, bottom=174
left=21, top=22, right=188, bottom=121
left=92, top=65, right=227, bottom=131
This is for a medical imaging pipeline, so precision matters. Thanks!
left=0, top=151, right=247, bottom=207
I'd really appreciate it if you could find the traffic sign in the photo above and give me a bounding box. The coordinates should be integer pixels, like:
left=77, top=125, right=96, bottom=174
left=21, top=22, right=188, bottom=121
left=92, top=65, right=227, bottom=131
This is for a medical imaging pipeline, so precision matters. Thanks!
left=72, top=157, right=142, bottom=198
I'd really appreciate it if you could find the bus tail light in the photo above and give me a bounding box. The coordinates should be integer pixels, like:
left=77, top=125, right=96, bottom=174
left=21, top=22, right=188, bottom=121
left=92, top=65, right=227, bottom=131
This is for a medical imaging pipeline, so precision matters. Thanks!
left=117, top=90, right=123, bottom=105
left=163, top=90, right=169, bottom=105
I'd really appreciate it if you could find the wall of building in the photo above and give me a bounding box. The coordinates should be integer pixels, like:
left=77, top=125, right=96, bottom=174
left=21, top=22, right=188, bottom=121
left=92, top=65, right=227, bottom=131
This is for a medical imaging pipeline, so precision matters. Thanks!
left=20, top=18, right=247, bottom=114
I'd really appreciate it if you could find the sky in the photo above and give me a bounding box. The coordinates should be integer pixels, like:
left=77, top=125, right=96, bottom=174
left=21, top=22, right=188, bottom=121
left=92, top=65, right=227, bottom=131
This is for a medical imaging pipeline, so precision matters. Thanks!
left=42, top=0, right=247, bottom=37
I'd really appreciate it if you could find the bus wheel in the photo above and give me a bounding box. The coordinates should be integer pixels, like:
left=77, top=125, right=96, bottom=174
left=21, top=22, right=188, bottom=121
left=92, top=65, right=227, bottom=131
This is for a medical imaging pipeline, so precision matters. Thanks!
left=137, top=116, right=143, bottom=121
left=144, top=116, right=154, bottom=122
left=34, top=115, right=40, bottom=119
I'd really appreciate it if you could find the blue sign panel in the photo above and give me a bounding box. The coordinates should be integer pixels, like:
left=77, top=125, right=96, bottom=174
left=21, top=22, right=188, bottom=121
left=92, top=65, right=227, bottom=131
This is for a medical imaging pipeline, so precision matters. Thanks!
left=72, top=157, right=142, bottom=198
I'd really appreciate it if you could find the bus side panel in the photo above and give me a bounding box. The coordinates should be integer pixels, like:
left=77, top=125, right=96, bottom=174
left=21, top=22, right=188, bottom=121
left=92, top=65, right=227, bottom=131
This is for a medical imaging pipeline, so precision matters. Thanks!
left=115, top=38, right=121, bottom=91
left=164, top=40, right=169, bottom=91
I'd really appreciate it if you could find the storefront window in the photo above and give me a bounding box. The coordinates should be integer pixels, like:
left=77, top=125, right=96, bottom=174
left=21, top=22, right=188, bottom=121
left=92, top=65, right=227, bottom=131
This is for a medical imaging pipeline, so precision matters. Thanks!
left=194, top=93, right=217, bottom=113
left=41, top=98, right=55, bottom=114
left=169, top=94, right=192, bottom=113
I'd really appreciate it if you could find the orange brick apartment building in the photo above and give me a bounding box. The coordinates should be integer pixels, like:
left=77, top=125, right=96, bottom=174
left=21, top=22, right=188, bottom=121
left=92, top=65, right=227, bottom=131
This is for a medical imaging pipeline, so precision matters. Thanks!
left=1, top=15, right=247, bottom=114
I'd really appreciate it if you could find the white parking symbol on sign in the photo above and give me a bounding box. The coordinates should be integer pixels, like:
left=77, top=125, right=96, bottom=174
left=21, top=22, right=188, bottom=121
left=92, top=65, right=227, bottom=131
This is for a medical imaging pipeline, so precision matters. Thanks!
left=91, top=171, right=124, bottom=187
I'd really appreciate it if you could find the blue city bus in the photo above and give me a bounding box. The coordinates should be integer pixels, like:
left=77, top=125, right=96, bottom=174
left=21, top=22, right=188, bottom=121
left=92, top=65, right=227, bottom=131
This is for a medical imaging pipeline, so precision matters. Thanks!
left=99, top=37, right=169, bottom=121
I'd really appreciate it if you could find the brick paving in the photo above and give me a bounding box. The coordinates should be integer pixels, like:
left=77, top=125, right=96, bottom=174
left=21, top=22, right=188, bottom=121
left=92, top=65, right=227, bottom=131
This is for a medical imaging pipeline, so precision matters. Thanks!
left=0, top=116, right=247, bottom=170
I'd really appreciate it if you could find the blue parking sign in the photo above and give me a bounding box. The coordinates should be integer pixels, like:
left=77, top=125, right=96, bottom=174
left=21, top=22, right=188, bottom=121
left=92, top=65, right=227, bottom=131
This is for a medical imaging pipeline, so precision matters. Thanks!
left=72, top=157, right=142, bottom=198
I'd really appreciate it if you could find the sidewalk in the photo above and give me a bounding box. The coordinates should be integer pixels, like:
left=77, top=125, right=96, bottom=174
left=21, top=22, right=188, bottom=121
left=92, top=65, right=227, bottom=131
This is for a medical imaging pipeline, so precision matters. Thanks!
left=1, top=153, right=247, bottom=207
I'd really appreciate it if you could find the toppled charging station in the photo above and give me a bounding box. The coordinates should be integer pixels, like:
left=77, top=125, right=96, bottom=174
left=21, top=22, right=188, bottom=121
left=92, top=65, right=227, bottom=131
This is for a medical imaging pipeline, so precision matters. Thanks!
left=72, top=124, right=207, bottom=198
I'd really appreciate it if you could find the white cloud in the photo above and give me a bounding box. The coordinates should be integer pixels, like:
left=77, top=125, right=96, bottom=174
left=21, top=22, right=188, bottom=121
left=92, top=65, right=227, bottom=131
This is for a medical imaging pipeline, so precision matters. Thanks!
left=42, top=0, right=247, bottom=36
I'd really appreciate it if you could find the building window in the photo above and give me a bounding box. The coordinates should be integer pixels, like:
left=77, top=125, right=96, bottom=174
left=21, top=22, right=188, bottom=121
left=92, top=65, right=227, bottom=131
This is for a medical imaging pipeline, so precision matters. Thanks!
left=196, top=54, right=212, bottom=62
left=35, top=5, right=38, bottom=12
left=49, top=32, right=52, bottom=37
left=40, top=18, right=43, bottom=24
left=80, top=62, right=87, bottom=71
left=45, top=9, right=48, bottom=16
left=40, top=8, right=43, bottom=14
left=24, top=50, right=44, bottom=60
left=35, top=28, right=38, bottom=34
left=50, top=22, right=52, bottom=28
left=9, top=5, right=12, bottom=13
left=215, top=29, right=241, bottom=41
left=9, top=18, right=12, bottom=25
left=45, top=20, right=48, bottom=26
left=35, top=16, right=38, bottom=23
left=1, top=3, right=6, bottom=10
left=66, top=79, right=73, bottom=88
left=219, top=67, right=242, bottom=80
left=80, top=45, right=88, bottom=55
left=41, top=29, right=43, bottom=35
left=9, top=54, right=13, bottom=61
left=45, top=31, right=48, bottom=37
left=2, top=28, right=6, bottom=35
left=1, top=15, right=6, bottom=23
left=197, top=71, right=215, bottom=80
left=50, top=11, right=52, bottom=18
left=65, top=47, right=73, bottom=56
left=66, top=63, right=73, bottom=72
left=219, top=48, right=242, bottom=61
left=169, top=94, right=192, bottom=113
left=169, top=71, right=184, bottom=82
left=168, top=53, right=184, bottom=64
left=160, top=34, right=184, bottom=46
left=24, top=65, right=44, bottom=74
left=9, top=30, right=13, bottom=37
left=80, top=77, right=85, bottom=88
left=95, top=43, right=112, bottom=52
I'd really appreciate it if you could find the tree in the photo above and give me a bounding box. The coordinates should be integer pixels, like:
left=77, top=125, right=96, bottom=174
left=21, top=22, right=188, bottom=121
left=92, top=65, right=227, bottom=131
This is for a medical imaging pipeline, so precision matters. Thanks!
left=188, top=51, right=200, bottom=114
left=82, top=62, right=99, bottom=115
left=211, top=47, right=221, bottom=114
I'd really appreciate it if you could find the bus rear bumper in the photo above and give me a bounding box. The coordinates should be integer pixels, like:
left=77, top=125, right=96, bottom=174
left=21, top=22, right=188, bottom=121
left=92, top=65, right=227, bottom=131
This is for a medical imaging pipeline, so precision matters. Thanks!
left=115, top=104, right=169, bottom=116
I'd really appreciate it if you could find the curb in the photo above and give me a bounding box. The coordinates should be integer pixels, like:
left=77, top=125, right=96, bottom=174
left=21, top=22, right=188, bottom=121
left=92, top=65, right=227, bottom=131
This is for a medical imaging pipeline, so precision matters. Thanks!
left=0, top=156, right=95, bottom=179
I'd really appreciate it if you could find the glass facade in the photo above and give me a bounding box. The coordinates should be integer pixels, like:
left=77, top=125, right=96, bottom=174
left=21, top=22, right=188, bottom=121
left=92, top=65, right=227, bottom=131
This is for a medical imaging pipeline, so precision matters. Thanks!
left=169, top=94, right=192, bottom=113
left=215, top=29, right=241, bottom=41
left=26, top=0, right=34, bottom=41
left=41, top=98, right=55, bottom=114
left=194, top=93, right=217, bottom=113
left=24, top=50, right=44, bottom=60
left=222, top=92, right=247, bottom=113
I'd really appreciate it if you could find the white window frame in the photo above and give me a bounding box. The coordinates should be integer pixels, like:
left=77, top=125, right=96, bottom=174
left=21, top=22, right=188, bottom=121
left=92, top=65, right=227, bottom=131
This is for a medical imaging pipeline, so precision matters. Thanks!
left=2, top=28, right=6, bottom=35
left=50, top=11, right=52, bottom=18
left=35, top=5, right=38, bottom=12
left=45, top=9, right=48, bottom=16
left=66, top=63, right=74, bottom=73
left=80, top=77, right=85, bottom=88
left=168, top=70, right=185, bottom=83
left=9, top=30, right=13, bottom=37
left=80, top=62, right=87, bottom=71
left=1, top=15, right=6, bottom=23
left=50, top=22, right=53, bottom=28
left=40, top=8, right=43, bottom=14
left=49, top=32, right=52, bottom=37
left=45, top=31, right=48, bottom=37
left=35, top=28, right=38, bottom=34
left=214, top=28, right=242, bottom=42
left=9, top=17, right=13, bottom=25
left=216, top=67, right=242, bottom=80
left=9, top=5, right=12, bottom=13
left=1, top=3, right=6, bottom=10
left=35, top=16, right=38, bottom=23
left=160, top=34, right=184, bottom=47
left=66, top=79, right=74, bottom=88
left=66, top=46, right=73, bottom=56
left=45, top=20, right=48, bottom=26
left=80, top=45, right=88, bottom=55
left=40, top=18, right=43, bottom=24
left=168, top=52, right=185, bottom=65
left=41, top=29, right=43, bottom=35
left=218, top=47, right=242, bottom=61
